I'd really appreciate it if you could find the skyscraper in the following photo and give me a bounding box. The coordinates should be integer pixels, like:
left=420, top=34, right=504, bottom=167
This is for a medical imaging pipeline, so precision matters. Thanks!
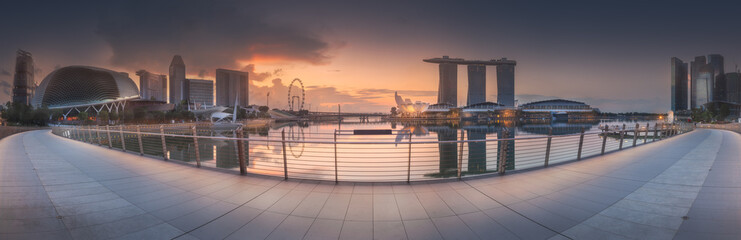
left=136, top=70, right=167, bottom=101
left=466, top=64, right=486, bottom=106
left=186, top=79, right=214, bottom=106
left=215, top=69, right=248, bottom=107
left=670, top=57, right=688, bottom=111
left=726, top=72, right=741, bottom=104
left=169, top=55, right=186, bottom=104
left=690, top=56, right=707, bottom=109
left=437, top=61, right=457, bottom=106
left=12, top=50, right=34, bottom=105
left=695, top=65, right=714, bottom=107
left=708, top=54, right=725, bottom=101
left=497, top=62, right=515, bottom=107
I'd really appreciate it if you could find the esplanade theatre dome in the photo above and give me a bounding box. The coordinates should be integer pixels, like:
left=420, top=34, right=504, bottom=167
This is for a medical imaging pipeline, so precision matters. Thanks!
left=32, top=66, right=140, bottom=109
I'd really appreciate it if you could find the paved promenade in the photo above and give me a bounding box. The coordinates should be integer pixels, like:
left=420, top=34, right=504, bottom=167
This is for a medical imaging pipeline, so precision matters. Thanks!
left=0, top=129, right=738, bottom=239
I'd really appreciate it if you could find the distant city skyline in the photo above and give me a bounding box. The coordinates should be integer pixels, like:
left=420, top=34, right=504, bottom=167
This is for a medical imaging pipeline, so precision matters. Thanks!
left=2, top=1, right=741, bottom=112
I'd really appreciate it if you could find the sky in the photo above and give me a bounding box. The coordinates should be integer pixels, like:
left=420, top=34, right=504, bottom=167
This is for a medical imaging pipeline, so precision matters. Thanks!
left=2, top=0, right=741, bottom=113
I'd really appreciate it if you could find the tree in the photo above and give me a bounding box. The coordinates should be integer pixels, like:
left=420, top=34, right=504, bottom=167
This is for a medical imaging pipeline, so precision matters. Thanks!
left=78, top=112, right=89, bottom=125
left=258, top=106, right=269, bottom=113
left=133, top=108, right=146, bottom=121
left=98, top=110, right=109, bottom=125
left=719, top=104, right=730, bottom=121
left=390, top=107, right=398, bottom=116
left=109, top=111, right=119, bottom=123
left=123, top=109, right=134, bottom=123
left=32, top=106, right=50, bottom=126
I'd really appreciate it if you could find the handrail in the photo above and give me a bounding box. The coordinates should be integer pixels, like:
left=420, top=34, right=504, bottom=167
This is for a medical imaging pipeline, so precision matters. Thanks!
left=50, top=122, right=694, bottom=183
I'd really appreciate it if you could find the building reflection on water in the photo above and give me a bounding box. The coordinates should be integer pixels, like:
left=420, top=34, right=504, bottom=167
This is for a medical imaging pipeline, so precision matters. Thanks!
left=157, top=117, right=606, bottom=180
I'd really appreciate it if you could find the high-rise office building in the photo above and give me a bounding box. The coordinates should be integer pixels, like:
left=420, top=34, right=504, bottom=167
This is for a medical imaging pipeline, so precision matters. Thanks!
left=437, top=61, right=458, bottom=106
left=690, top=56, right=707, bottom=109
left=695, top=65, right=714, bottom=107
left=466, top=65, right=486, bottom=106
left=186, top=79, right=214, bottom=106
left=136, top=70, right=167, bottom=101
left=497, top=62, right=515, bottom=107
left=670, top=57, right=688, bottom=111
left=169, top=55, right=186, bottom=104
left=726, top=72, right=741, bottom=104
left=215, top=69, right=248, bottom=107
left=708, top=54, right=725, bottom=101
left=12, top=50, right=34, bottom=105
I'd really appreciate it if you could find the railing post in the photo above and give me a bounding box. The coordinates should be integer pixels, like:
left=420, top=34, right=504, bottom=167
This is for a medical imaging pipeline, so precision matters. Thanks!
left=577, top=128, right=585, bottom=160
left=652, top=123, right=658, bottom=142
left=282, top=129, right=288, bottom=180
left=544, top=127, right=552, bottom=167
left=106, top=125, right=113, bottom=149
left=660, top=124, right=665, bottom=140
left=87, top=126, right=93, bottom=143
left=498, top=130, right=509, bottom=174
left=334, top=130, right=338, bottom=183
left=407, top=132, right=412, bottom=183
left=160, top=125, right=168, bottom=160
left=457, top=129, right=464, bottom=180
left=119, top=126, right=126, bottom=152
left=237, top=127, right=247, bottom=175
left=632, top=123, right=639, bottom=147
left=601, top=125, right=608, bottom=155
left=192, top=126, right=201, bottom=168
left=96, top=126, right=103, bottom=146
left=643, top=123, right=648, bottom=143
left=136, top=125, right=144, bottom=155
left=619, top=124, right=625, bottom=150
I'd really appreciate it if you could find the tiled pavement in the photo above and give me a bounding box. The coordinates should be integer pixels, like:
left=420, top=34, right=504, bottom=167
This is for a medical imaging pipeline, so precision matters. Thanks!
left=0, top=129, right=736, bottom=239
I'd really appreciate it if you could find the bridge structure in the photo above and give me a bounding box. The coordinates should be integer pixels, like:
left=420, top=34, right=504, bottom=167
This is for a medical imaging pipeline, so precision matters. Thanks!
left=1, top=127, right=740, bottom=239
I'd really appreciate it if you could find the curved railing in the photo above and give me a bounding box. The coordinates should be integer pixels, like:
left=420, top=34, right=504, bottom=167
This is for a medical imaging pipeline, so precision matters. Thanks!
left=51, top=122, right=693, bottom=182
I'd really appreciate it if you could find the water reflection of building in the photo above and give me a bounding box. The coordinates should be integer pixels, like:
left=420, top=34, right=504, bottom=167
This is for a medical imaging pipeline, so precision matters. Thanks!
left=434, top=128, right=458, bottom=175
left=467, top=131, right=486, bottom=173
left=497, top=126, right=515, bottom=171
left=426, top=124, right=516, bottom=175
left=519, top=120, right=600, bottom=135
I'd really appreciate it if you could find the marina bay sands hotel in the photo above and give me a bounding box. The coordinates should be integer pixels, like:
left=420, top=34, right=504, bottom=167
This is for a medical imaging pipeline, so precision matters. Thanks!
left=423, top=56, right=516, bottom=107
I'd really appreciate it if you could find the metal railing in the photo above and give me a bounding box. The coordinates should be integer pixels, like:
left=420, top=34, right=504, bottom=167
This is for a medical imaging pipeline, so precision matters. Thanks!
left=696, top=123, right=741, bottom=133
left=51, top=122, right=694, bottom=183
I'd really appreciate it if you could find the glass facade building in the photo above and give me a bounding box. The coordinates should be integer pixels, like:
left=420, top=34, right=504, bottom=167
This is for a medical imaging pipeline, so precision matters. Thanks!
left=215, top=69, right=249, bottom=107
left=466, top=64, right=486, bottom=106
left=186, top=79, right=214, bottom=107
left=169, top=55, right=186, bottom=104
left=12, top=50, right=35, bottom=105
left=136, top=70, right=167, bottom=102
left=670, top=57, right=688, bottom=111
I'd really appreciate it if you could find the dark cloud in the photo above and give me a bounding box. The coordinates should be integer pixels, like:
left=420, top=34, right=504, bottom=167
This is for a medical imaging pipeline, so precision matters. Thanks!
left=241, top=64, right=273, bottom=82
left=198, top=70, right=207, bottom=78
left=1, top=69, right=10, bottom=76
left=95, top=0, right=334, bottom=75
left=272, top=69, right=283, bottom=76
left=0, top=79, right=11, bottom=98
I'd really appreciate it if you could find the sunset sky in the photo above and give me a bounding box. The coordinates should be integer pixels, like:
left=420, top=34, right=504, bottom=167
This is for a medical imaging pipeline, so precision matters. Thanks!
left=2, top=0, right=741, bottom=113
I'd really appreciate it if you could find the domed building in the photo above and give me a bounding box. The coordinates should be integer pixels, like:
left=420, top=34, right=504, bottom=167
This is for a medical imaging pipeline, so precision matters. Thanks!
left=32, top=66, right=140, bottom=109
left=520, top=99, right=597, bottom=120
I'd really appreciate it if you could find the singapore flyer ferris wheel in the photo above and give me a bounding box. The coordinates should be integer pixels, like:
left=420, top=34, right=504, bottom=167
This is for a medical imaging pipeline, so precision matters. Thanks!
left=287, top=78, right=305, bottom=111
